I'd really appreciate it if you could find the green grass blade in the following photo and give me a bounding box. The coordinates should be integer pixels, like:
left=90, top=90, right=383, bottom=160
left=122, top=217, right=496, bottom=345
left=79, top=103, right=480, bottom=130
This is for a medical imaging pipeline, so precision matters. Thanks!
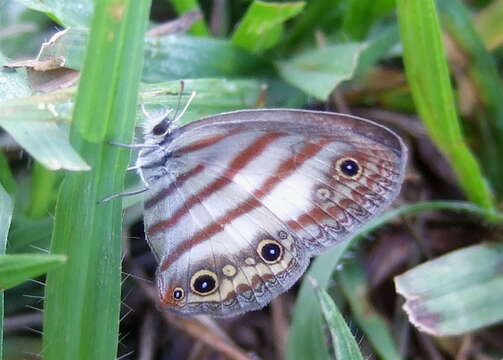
left=170, top=0, right=208, bottom=36
left=475, top=0, right=503, bottom=50
left=0, top=152, right=16, bottom=195
left=26, top=163, right=60, bottom=218
left=436, top=0, right=503, bottom=200
left=311, top=278, right=364, bottom=360
left=231, top=1, right=305, bottom=54
left=0, top=184, right=13, bottom=360
left=286, top=201, right=502, bottom=360
left=396, top=0, right=494, bottom=211
left=395, top=243, right=503, bottom=336
left=42, top=1, right=151, bottom=359
left=0, top=254, right=66, bottom=290
left=337, top=260, right=400, bottom=360
left=276, top=43, right=366, bottom=100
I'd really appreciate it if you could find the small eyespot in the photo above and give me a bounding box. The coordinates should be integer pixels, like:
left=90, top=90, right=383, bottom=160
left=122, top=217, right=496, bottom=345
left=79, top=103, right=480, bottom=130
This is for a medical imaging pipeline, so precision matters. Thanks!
left=316, top=187, right=332, bottom=200
left=336, top=157, right=362, bottom=179
left=278, top=230, right=288, bottom=240
left=190, top=270, right=218, bottom=296
left=152, top=119, right=169, bottom=136
left=257, top=239, right=283, bottom=264
left=172, top=287, right=184, bottom=300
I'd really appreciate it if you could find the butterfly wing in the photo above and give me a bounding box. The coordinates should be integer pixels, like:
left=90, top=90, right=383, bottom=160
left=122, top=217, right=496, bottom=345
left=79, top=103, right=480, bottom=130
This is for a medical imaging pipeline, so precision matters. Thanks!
left=138, top=109, right=407, bottom=316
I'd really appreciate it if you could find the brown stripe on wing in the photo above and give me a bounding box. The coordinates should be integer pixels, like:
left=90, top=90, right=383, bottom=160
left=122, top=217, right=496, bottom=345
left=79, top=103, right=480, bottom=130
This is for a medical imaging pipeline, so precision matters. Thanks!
left=159, top=138, right=331, bottom=271
left=175, top=129, right=241, bottom=154
left=148, top=132, right=284, bottom=234
left=145, top=164, right=205, bottom=209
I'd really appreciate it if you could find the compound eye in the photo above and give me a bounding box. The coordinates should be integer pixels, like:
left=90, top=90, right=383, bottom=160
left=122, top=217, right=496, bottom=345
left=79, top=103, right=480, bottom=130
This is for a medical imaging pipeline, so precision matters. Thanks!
left=152, top=119, right=170, bottom=136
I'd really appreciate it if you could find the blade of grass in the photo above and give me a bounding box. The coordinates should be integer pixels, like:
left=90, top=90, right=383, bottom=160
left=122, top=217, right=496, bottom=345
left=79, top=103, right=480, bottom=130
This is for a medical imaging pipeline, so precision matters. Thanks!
left=0, top=152, right=16, bottom=195
left=436, top=0, right=503, bottom=200
left=337, top=260, right=400, bottom=360
left=0, top=254, right=66, bottom=290
left=0, top=184, right=13, bottom=360
left=396, top=0, right=494, bottom=211
left=231, top=1, right=305, bottom=54
left=170, top=0, right=208, bottom=36
left=42, top=1, right=151, bottom=359
left=474, top=0, right=503, bottom=50
left=286, top=201, right=502, bottom=360
left=395, top=242, right=503, bottom=335
left=26, top=163, right=60, bottom=218
left=310, top=277, right=364, bottom=360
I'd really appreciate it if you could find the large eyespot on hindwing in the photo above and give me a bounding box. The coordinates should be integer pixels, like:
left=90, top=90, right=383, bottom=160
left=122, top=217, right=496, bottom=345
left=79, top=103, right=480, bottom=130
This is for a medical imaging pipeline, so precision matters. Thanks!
left=190, top=270, right=219, bottom=296
left=335, top=157, right=362, bottom=180
left=257, top=239, right=283, bottom=264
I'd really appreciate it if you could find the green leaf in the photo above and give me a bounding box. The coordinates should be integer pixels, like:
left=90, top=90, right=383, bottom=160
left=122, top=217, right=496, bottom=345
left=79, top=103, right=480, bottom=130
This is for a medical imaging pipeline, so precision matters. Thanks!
left=337, top=261, right=400, bottom=360
left=0, top=53, right=90, bottom=171
left=0, top=254, right=66, bottom=290
left=0, top=120, right=90, bottom=171
left=396, top=0, right=494, bottom=211
left=42, top=1, right=151, bottom=360
left=36, top=28, right=267, bottom=83
left=311, top=279, right=364, bottom=360
left=0, top=53, right=31, bottom=100
left=0, top=183, right=13, bottom=360
left=231, top=1, right=305, bottom=54
left=276, top=43, right=366, bottom=100
left=15, top=0, right=93, bottom=27
left=395, top=243, right=503, bottom=336
left=341, top=0, right=395, bottom=40
left=286, top=201, right=502, bottom=360
left=170, top=0, right=208, bottom=36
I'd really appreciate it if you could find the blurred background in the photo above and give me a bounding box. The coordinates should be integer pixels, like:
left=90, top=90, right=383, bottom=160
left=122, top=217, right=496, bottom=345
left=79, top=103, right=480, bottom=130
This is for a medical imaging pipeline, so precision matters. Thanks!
left=1, top=0, right=503, bottom=359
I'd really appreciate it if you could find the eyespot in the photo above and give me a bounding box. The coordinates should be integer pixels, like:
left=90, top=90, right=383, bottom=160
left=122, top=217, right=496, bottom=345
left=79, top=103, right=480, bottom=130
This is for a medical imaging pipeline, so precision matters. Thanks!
left=257, top=239, right=283, bottom=264
left=190, top=270, right=218, bottom=296
left=152, top=119, right=170, bottom=136
left=336, top=157, right=362, bottom=179
left=172, top=287, right=184, bottom=301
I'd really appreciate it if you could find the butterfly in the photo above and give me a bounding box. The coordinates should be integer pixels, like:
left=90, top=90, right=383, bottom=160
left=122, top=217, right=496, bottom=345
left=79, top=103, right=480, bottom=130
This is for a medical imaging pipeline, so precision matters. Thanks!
left=121, top=99, right=407, bottom=317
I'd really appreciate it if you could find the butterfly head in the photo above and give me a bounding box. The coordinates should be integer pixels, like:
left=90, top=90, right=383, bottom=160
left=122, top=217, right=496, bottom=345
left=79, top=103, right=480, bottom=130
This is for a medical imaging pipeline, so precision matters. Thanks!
left=142, top=109, right=175, bottom=144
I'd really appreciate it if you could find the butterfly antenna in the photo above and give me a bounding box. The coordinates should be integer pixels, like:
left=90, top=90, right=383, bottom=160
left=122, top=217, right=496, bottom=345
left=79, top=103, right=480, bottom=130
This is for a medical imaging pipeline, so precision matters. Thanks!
left=174, top=90, right=197, bottom=124
left=172, top=80, right=185, bottom=121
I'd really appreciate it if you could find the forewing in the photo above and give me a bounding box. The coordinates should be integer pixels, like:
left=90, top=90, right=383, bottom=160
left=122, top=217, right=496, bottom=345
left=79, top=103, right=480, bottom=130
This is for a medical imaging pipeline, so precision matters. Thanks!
left=141, top=109, right=407, bottom=316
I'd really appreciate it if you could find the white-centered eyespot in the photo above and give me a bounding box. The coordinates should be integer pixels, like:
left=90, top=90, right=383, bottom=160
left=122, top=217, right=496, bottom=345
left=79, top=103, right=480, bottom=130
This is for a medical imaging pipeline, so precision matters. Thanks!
left=190, top=270, right=219, bottom=296
left=335, top=157, right=362, bottom=180
left=257, top=239, right=283, bottom=264
left=172, top=287, right=185, bottom=301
